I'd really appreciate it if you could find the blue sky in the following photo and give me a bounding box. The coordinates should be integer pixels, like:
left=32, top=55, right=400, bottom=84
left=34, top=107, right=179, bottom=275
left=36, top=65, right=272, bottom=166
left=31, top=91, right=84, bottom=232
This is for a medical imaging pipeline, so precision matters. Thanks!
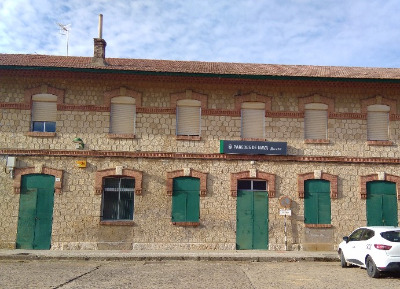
left=1, top=0, right=399, bottom=68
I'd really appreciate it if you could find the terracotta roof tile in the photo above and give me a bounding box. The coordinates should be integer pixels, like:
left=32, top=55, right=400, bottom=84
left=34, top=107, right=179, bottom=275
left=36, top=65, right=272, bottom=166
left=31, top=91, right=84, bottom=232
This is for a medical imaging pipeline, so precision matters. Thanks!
left=1, top=53, right=400, bottom=80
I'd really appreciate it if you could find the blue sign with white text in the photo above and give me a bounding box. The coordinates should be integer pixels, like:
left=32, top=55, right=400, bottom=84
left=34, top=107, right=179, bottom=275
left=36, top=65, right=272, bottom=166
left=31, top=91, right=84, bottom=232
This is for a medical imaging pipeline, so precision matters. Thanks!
left=220, top=140, right=287, bottom=155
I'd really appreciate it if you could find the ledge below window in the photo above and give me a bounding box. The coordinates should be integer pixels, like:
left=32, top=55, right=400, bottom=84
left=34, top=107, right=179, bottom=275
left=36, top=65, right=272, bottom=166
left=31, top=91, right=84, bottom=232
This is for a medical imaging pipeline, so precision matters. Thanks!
left=305, top=224, right=332, bottom=228
left=367, top=140, right=394, bottom=146
left=304, top=139, right=330, bottom=144
left=171, top=222, right=200, bottom=227
left=176, top=135, right=201, bottom=141
left=107, top=134, right=135, bottom=139
left=25, top=132, right=56, bottom=137
left=100, top=220, right=135, bottom=226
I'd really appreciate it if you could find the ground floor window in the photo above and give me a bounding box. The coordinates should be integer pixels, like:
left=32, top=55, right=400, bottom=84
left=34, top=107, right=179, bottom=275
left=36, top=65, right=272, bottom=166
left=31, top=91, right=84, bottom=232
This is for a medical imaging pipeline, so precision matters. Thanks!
left=304, top=179, right=331, bottom=224
left=172, top=177, right=200, bottom=223
left=101, top=177, right=135, bottom=221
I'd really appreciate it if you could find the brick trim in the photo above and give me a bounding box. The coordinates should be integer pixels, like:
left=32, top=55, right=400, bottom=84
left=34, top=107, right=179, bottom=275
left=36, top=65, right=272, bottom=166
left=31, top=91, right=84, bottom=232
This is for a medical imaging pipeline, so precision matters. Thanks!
left=359, top=173, right=400, bottom=199
left=25, top=132, right=56, bottom=137
left=107, top=134, right=136, bottom=139
left=305, top=224, right=332, bottom=228
left=176, top=135, right=201, bottom=141
left=94, top=168, right=143, bottom=195
left=230, top=170, right=276, bottom=197
left=24, top=85, right=65, bottom=108
left=171, top=222, right=200, bottom=227
left=103, top=87, right=142, bottom=108
left=170, top=89, right=208, bottom=110
left=4, top=149, right=400, bottom=165
left=234, top=92, right=272, bottom=111
left=304, top=139, right=330, bottom=144
left=298, top=172, right=338, bottom=198
left=367, top=140, right=394, bottom=146
left=298, top=93, right=335, bottom=114
left=100, top=220, right=135, bottom=226
left=166, top=169, right=208, bottom=196
left=361, top=95, right=397, bottom=114
left=13, top=166, right=63, bottom=194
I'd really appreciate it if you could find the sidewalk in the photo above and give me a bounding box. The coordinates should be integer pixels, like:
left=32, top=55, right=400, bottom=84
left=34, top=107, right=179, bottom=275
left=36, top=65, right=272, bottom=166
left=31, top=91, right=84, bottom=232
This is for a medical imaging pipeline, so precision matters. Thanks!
left=0, top=249, right=338, bottom=262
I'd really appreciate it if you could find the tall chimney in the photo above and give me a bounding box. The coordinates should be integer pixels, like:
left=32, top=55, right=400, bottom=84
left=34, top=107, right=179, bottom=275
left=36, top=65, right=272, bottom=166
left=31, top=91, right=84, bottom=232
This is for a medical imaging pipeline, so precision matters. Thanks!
left=92, top=14, right=107, bottom=66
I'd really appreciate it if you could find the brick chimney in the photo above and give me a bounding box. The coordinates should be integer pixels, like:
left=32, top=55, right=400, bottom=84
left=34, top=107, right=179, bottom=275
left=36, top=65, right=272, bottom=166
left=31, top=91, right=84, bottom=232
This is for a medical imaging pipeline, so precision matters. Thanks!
left=92, top=14, right=107, bottom=66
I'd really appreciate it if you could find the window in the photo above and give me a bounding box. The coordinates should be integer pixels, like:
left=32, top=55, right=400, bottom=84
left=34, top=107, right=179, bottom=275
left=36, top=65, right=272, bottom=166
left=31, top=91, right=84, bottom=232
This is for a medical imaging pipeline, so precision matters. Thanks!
left=304, top=179, right=331, bottom=225
left=101, top=177, right=135, bottom=221
left=172, top=177, right=200, bottom=223
left=241, top=102, right=265, bottom=139
left=304, top=103, right=328, bottom=140
left=367, top=104, right=390, bottom=141
left=31, top=94, right=57, bottom=132
left=176, top=99, right=201, bottom=136
left=110, top=96, right=136, bottom=134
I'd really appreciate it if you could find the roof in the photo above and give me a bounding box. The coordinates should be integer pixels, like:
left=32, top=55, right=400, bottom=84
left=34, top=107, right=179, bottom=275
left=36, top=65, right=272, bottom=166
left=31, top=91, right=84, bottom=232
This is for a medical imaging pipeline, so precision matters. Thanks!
left=1, top=53, right=400, bottom=81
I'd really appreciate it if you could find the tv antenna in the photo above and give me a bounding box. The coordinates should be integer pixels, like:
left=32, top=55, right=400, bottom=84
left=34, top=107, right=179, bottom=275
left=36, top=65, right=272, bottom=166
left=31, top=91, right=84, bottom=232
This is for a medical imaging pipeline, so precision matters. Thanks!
left=57, top=23, right=71, bottom=56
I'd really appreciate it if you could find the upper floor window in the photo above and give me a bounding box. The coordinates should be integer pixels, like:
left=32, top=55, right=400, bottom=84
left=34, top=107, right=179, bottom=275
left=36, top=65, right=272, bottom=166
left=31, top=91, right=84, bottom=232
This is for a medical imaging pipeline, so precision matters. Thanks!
left=241, top=102, right=265, bottom=139
left=31, top=94, right=57, bottom=132
left=176, top=99, right=201, bottom=136
left=304, top=103, right=328, bottom=140
left=367, top=104, right=390, bottom=141
left=110, top=96, right=136, bottom=135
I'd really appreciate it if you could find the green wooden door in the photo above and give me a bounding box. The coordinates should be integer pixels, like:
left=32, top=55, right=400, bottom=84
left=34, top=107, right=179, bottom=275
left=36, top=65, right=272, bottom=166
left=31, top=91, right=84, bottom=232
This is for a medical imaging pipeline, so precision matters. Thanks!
left=304, top=180, right=331, bottom=224
left=367, top=181, right=398, bottom=226
left=16, top=174, right=55, bottom=249
left=236, top=190, right=268, bottom=250
left=172, top=177, right=200, bottom=223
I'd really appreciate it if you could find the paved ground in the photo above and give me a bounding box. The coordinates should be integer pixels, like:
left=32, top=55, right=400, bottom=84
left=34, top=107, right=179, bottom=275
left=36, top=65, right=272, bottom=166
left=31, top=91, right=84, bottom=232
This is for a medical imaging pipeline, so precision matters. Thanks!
left=1, top=259, right=399, bottom=289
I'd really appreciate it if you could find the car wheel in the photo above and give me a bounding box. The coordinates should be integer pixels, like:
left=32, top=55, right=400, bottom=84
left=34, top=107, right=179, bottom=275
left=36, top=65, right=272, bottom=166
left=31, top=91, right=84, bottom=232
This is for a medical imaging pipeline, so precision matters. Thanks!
left=366, top=256, right=380, bottom=278
left=340, top=251, right=348, bottom=268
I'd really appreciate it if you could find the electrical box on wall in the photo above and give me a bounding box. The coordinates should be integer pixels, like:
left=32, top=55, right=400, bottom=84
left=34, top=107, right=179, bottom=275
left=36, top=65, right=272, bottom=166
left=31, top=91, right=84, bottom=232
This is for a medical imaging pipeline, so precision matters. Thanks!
left=76, top=160, right=87, bottom=168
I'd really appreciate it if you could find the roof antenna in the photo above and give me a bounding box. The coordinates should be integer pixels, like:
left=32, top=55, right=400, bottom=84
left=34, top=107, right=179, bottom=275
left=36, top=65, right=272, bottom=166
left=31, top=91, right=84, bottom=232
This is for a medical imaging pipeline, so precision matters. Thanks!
left=57, top=23, right=71, bottom=56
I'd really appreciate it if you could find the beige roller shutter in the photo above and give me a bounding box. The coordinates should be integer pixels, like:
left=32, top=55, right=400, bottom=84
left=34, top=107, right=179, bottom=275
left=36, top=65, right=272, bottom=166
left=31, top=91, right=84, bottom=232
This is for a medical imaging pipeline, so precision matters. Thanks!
left=177, top=99, right=201, bottom=136
left=367, top=105, right=390, bottom=141
left=31, top=94, right=58, bottom=122
left=241, top=102, right=265, bottom=139
left=110, top=97, right=136, bottom=134
left=304, top=103, right=328, bottom=139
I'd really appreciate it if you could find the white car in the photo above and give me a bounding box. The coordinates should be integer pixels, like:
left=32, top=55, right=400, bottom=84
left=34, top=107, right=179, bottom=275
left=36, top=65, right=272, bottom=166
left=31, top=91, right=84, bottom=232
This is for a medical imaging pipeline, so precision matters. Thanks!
left=338, top=226, right=400, bottom=278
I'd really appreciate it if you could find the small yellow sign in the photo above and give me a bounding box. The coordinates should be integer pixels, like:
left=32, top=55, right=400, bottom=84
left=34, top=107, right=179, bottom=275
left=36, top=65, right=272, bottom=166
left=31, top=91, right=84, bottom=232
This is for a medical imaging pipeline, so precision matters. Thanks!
left=76, top=160, right=87, bottom=168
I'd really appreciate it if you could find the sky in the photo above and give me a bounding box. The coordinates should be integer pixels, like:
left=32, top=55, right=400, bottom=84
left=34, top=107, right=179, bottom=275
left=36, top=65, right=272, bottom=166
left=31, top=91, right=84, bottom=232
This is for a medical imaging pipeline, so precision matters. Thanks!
left=0, top=0, right=400, bottom=68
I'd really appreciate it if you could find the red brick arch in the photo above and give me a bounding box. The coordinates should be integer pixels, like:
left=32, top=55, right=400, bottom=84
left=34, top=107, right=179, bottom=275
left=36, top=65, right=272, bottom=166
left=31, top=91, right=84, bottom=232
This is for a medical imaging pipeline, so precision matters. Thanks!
left=298, top=172, right=338, bottom=199
left=359, top=173, right=400, bottom=200
left=230, top=170, right=276, bottom=197
left=13, top=166, right=63, bottom=194
left=95, top=168, right=143, bottom=195
left=166, top=169, right=207, bottom=197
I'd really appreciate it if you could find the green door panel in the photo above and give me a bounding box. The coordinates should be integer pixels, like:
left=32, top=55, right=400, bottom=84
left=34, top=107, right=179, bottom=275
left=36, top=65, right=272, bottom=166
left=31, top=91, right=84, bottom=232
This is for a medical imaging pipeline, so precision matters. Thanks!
left=16, top=188, right=37, bottom=249
left=304, top=180, right=331, bottom=224
left=16, top=174, right=55, bottom=250
left=172, top=177, right=200, bottom=223
left=236, top=190, right=254, bottom=250
left=253, top=191, right=269, bottom=249
left=236, top=190, right=268, bottom=250
left=367, top=181, right=398, bottom=226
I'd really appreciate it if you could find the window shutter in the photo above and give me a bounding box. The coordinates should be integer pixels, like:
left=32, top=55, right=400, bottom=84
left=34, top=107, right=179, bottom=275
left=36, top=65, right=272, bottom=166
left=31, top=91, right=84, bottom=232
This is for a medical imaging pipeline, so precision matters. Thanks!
left=176, top=99, right=201, bottom=136
left=110, top=96, right=136, bottom=134
left=367, top=105, right=389, bottom=141
left=304, top=103, right=328, bottom=140
left=32, top=101, right=57, bottom=122
left=241, top=109, right=265, bottom=139
left=305, top=109, right=327, bottom=139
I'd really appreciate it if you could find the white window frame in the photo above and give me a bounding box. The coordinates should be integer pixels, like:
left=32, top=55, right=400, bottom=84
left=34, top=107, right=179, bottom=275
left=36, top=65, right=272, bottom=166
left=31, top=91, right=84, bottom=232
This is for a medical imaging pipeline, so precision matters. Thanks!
left=31, top=94, right=57, bottom=132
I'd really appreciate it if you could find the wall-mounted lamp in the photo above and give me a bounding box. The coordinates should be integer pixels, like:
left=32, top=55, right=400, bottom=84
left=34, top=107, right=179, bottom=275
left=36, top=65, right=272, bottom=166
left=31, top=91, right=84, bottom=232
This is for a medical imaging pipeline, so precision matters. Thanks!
left=5, top=156, right=16, bottom=178
left=73, top=137, right=85, bottom=150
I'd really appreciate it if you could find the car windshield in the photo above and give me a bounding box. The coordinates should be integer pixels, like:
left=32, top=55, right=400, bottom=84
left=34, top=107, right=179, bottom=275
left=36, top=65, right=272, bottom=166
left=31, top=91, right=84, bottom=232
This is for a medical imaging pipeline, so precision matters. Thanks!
left=381, top=230, right=400, bottom=242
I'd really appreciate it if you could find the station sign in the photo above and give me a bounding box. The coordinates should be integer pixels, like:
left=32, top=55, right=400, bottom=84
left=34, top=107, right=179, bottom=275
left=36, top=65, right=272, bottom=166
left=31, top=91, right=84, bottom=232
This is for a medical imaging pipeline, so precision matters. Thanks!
left=220, top=140, right=287, bottom=155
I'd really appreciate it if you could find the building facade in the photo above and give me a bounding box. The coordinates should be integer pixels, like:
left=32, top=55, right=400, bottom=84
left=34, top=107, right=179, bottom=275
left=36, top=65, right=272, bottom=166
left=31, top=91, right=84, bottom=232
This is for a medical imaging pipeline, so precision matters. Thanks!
left=0, top=39, right=400, bottom=251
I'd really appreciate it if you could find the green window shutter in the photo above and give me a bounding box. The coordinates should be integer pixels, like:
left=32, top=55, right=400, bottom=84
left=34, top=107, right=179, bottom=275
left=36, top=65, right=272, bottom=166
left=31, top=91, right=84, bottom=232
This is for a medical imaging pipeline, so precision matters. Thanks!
left=172, top=177, right=200, bottom=222
left=366, top=181, right=398, bottom=226
left=304, top=180, right=331, bottom=224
